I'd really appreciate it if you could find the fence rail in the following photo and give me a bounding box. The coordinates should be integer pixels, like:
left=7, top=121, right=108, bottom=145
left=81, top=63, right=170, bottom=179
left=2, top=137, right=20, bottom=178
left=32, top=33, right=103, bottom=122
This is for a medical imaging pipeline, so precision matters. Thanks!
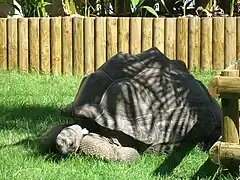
left=0, top=16, right=240, bottom=75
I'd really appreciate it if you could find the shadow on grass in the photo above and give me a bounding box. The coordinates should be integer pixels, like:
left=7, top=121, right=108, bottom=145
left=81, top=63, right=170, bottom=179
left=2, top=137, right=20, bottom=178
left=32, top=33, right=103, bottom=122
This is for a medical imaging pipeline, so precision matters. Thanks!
left=0, top=105, right=74, bottom=162
left=153, top=142, right=234, bottom=179
left=0, top=105, right=70, bottom=132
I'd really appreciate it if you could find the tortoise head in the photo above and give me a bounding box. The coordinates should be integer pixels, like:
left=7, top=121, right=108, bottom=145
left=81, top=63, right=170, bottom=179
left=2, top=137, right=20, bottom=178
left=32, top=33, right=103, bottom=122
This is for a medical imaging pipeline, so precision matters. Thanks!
left=56, top=124, right=89, bottom=155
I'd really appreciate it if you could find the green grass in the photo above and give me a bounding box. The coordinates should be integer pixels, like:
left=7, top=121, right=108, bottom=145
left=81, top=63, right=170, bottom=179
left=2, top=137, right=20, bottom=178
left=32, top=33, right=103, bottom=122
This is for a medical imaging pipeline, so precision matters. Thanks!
left=0, top=70, right=236, bottom=180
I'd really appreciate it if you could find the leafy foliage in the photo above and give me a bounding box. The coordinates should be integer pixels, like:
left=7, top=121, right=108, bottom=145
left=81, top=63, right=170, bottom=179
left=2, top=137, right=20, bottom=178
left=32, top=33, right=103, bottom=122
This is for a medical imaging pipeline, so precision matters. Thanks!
left=19, top=0, right=51, bottom=17
left=2, top=0, right=240, bottom=17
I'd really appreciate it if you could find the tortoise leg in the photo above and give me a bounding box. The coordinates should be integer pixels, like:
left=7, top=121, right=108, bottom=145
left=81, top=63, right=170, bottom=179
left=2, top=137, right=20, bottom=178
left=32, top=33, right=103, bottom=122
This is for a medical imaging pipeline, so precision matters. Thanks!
left=79, top=133, right=140, bottom=163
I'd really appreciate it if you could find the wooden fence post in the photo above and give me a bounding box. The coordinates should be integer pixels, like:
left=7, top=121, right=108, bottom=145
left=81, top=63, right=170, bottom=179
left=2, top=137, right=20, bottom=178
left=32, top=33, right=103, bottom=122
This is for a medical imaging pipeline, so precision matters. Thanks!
left=95, top=17, right=106, bottom=69
left=221, top=67, right=239, bottom=174
left=107, top=17, right=118, bottom=60
left=7, top=18, right=18, bottom=70
left=177, top=17, right=188, bottom=67
left=130, top=17, right=141, bottom=55
left=142, top=18, right=153, bottom=52
left=188, top=17, right=200, bottom=70
left=73, top=17, right=84, bottom=75
left=40, top=17, right=50, bottom=74
left=118, top=17, right=129, bottom=53
left=213, top=17, right=224, bottom=70
left=51, top=17, right=62, bottom=75
left=153, top=18, right=165, bottom=54
left=201, top=17, right=212, bottom=69
left=84, top=17, right=95, bottom=74
left=29, top=17, right=40, bottom=72
left=0, top=19, right=7, bottom=70
left=62, top=17, right=73, bottom=75
left=225, top=17, right=236, bottom=68
left=165, top=18, right=176, bottom=59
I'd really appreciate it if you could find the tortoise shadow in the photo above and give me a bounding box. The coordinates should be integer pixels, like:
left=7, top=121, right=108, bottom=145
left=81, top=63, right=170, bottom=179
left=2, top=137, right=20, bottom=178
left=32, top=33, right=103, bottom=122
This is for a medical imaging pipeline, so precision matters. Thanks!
left=0, top=105, right=74, bottom=162
left=153, top=142, right=220, bottom=179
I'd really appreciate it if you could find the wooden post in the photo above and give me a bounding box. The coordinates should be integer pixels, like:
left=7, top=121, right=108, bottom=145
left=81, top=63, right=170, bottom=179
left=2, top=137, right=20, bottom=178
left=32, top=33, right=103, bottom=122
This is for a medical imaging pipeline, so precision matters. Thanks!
left=209, top=141, right=240, bottom=165
left=237, top=17, right=240, bottom=60
left=62, top=17, right=73, bottom=75
left=130, top=17, right=141, bottom=55
left=40, top=18, right=50, bottom=74
left=95, top=17, right=106, bottom=69
left=213, top=17, right=224, bottom=70
left=201, top=17, right=212, bottom=69
left=165, top=18, right=176, bottom=59
left=51, top=17, right=62, bottom=75
left=176, top=17, right=188, bottom=67
left=18, top=18, right=29, bottom=72
left=188, top=17, right=200, bottom=70
left=221, top=68, right=239, bottom=174
left=153, top=18, right=165, bottom=53
left=106, top=17, right=118, bottom=60
left=73, top=17, right=84, bottom=75
left=84, top=17, right=95, bottom=74
left=141, top=18, right=153, bottom=52
left=222, top=98, right=239, bottom=143
left=0, top=19, right=7, bottom=70
left=225, top=17, right=236, bottom=68
left=7, top=18, right=18, bottom=70
left=29, top=18, right=40, bottom=72
left=118, top=17, right=129, bottom=53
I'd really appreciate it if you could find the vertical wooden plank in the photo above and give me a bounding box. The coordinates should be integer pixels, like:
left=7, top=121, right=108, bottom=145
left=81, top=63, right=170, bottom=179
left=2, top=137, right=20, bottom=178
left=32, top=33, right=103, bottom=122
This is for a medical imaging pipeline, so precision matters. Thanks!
left=7, top=18, right=18, bottom=70
left=222, top=99, right=239, bottom=142
left=142, top=18, right=153, bottom=51
left=165, top=18, right=176, bottom=59
left=62, top=17, right=73, bottom=75
left=189, top=17, right=200, bottom=70
left=236, top=17, right=240, bottom=60
left=225, top=17, right=236, bottom=68
left=84, top=17, right=95, bottom=74
left=0, top=19, right=7, bottom=70
left=176, top=17, right=188, bottom=67
left=118, top=17, right=129, bottom=53
left=29, top=17, right=40, bottom=72
left=213, top=17, right=224, bottom=70
left=95, top=17, right=106, bottom=69
left=153, top=18, right=165, bottom=53
left=51, top=17, right=62, bottom=75
left=107, top=17, right=118, bottom=60
left=130, top=17, right=141, bottom=54
left=73, top=17, right=84, bottom=75
left=40, top=18, right=50, bottom=74
left=18, top=18, right=28, bottom=72
left=201, top=18, right=212, bottom=69
left=221, top=72, right=239, bottom=143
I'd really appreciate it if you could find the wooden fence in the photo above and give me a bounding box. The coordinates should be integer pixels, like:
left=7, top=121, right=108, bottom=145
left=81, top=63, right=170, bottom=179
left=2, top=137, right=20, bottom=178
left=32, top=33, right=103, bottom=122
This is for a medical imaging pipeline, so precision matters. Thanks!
left=0, top=16, right=240, bottom=75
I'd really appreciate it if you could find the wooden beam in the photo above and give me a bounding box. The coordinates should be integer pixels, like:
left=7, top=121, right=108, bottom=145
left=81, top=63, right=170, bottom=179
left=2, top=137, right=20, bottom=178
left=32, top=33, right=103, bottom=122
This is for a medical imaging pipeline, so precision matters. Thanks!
left=209, top=141, right=240, bottom=165
left=216, top=76, right=240, bottom=94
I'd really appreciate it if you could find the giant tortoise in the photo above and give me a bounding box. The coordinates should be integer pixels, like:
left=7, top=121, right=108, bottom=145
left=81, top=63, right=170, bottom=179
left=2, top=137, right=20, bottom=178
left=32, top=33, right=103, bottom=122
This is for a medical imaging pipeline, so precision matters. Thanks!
left=42, top=47, right=222, bottom=162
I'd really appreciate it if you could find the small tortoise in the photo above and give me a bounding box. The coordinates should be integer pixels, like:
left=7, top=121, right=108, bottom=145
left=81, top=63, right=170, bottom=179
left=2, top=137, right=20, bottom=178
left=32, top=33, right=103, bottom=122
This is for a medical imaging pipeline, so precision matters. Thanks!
left=41, top=124, right=140, bottom=162
left=42, top=47, right=222, bottom=161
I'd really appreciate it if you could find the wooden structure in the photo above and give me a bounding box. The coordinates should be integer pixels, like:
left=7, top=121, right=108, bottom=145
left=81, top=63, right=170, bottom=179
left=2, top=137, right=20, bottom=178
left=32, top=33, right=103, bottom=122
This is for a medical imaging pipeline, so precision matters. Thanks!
left=209, top=62, right=240, bottom=169
left=0, top=17, right=240, bottom=75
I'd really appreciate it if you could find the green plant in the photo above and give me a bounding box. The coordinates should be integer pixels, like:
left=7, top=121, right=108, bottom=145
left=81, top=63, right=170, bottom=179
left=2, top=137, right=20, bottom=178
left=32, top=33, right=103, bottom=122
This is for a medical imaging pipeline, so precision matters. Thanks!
left=20, top=0, right=51, bottom=17
left=230, top=0, right=235, bottom=16
left=174, top=0, right=193, bottom=16
left=130, top=0, right=158, bottom=17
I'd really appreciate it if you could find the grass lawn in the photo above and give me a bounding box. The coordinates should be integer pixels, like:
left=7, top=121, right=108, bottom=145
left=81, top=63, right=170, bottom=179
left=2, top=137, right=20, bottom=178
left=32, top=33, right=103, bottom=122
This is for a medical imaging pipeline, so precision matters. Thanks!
left=0, top=70, right=235, bottom=180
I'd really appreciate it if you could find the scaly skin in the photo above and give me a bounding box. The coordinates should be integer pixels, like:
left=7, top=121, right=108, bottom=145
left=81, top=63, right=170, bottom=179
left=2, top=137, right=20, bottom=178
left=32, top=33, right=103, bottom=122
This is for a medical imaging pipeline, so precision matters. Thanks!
left=79, top=133, right=140, bottom=163
left=55, top=125, right=140, bottom=162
